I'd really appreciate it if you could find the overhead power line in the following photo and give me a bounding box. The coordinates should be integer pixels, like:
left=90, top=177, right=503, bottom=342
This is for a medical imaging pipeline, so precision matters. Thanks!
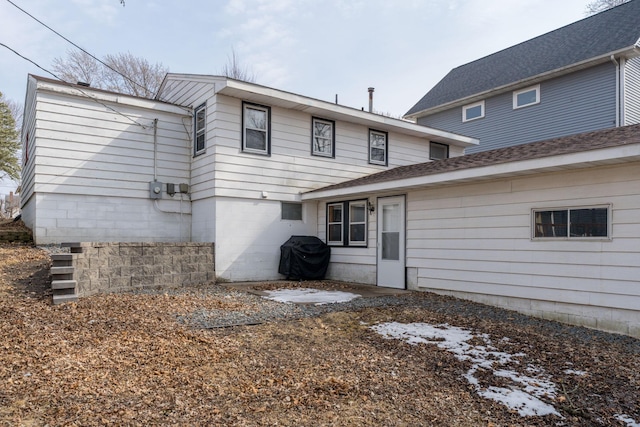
left=5, top=0, right=155, bottom=97
left=0, top=42, right=147, bottom=128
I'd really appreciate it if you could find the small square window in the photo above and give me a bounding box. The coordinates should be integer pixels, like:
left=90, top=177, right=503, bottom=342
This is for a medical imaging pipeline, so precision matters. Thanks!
left=312, top=117, right=335, bottom=158
left=430, top=142, right=449, bottom=160
left=513, top=85, right=540, bottom=109
left=281, top=202, right=302, bottom=220
left=194, top=104, right=206, bottom=155
left=369, top=129, right=388, bottom=166
left=242, top=102, right=271, bottom=155
left=462, top=101, right=484, bottom=122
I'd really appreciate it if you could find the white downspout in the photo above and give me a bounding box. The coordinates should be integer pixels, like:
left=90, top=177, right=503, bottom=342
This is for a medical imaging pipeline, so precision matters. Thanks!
left=619, top=57, right=626, bottom=126
left=610, top=55, right=620, bottom=127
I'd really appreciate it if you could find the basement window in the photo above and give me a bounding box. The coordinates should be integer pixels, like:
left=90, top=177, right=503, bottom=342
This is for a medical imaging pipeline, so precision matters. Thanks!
left=281, top=202, right=302, bottom=220
left=532, top=206, right=610, bottom=239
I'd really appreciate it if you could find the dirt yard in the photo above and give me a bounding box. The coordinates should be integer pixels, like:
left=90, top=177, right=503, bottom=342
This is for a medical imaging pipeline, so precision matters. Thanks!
left=1, top=243, right=639, bottom=426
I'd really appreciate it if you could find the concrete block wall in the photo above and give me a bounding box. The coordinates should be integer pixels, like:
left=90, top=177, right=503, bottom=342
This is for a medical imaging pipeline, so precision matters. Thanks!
left=53, top=242, right=215, bottom=300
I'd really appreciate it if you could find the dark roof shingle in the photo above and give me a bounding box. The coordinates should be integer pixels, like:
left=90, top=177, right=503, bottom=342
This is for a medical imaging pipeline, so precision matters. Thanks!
left=405, top=0, right=640, bottom=117
left=308, top=123, right=640, bottom=193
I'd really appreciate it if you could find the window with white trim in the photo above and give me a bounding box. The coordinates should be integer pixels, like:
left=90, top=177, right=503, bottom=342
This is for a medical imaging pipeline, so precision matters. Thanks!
left=327, top=200, right=368, bottom=246
left=430, top=142, right=449, bottom=160
left=462, top=101, right=484, bottom=122
left=369, top=129, right=388, bottom=165
left=327, top=203, right=344, bottom=245
left=194, top=103, right=206, bottom=155
left=312, top=117, right=335, bottom=157
left=513, top=85, right=540, bottom=109
left=242, top=102, right=270, bottom=155
left=532, top=206, right=609, bottom=239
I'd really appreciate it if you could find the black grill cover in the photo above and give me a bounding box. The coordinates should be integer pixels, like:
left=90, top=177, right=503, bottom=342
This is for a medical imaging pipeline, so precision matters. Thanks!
left=278, top=236, right=331, bottom=280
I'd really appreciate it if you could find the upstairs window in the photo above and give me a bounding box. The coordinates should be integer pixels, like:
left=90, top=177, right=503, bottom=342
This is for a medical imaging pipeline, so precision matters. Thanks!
left=430, top=142, right=449, bottom=160
left=242, top=102, right=271, bottom=155
left=513, top=85, right=540, bottom=109
left=327, top=200, right=368, bottom=247
left=194, top=103, right=206, bottom=155
left=533, top=206, right=609, bottom=239
left=312, top=117, right=335, bottom=158
left=462, top=101, right=484, bottom=122
left=369, top=129, right=388, bottom=166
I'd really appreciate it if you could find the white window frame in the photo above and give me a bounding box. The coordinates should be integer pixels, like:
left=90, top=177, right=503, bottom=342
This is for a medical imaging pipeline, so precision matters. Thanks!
left=194, top=103, right=206, bottom=156
left=348, top=201, right=367, bottom=246
left=311, top=117, right=335, bottom=158
left=327, top=200, right=369, bottom=247
left=462, top=101, right=484, bottom=122
left=513, top=85, right=540, bottom=109
left=531, top=205, right=611, bottom=240
left=327, top=202, right=344, bottom=245
left=369, top=129, right=388, bottom=166
left=242, top=102, right=271, bottom=156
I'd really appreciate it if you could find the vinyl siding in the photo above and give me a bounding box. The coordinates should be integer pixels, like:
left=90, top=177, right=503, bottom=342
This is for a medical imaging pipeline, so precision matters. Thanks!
left=405, top=162, right=640, bottom=335
left=624, top=56, right=640, bottom=125
left=418, top=63, right=617, bottom=153
left=25, top=83, right=193, bottom=243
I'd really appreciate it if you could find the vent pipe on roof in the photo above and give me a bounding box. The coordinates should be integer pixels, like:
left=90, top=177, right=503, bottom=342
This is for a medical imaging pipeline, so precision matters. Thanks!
left=368, top=87, right=374, bottom=113
left=77, top=81, right=90, bottom=87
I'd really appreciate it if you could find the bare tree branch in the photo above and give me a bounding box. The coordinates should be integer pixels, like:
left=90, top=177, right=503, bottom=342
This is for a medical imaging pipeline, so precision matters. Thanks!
left=220, top=48, right=256, bottom=82
left=51, top=50, right=168, bottom=98
left=585, top=0, right=629, bottom=15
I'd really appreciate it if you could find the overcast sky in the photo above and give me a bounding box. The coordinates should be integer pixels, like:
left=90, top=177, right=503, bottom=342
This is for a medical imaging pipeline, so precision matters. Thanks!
left=0, top=0, right=591, bottom=197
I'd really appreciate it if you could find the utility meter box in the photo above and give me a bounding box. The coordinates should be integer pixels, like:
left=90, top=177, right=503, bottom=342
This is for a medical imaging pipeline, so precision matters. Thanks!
left=149, top=181, right=163, bottom=199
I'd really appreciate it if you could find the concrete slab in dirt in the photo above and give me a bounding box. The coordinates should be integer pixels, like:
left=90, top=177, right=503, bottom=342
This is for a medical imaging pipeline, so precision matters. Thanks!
left=223, top=281, right=411, bottom=303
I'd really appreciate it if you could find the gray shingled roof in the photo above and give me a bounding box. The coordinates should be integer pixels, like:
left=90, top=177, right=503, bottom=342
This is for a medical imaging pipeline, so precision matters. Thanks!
left=405, top=0, right=640, bottom=117
left=306, top=123, right=640, bottom=193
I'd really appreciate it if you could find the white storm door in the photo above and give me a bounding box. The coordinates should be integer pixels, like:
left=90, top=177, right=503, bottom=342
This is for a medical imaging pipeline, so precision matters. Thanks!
left=376, top=196, right=405, bottom=289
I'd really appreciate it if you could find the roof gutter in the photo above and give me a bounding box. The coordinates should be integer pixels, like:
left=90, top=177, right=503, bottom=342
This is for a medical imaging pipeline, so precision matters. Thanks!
left=405, top=45, right=640, bottom=120
left=301, top=144, right=640, bottom=201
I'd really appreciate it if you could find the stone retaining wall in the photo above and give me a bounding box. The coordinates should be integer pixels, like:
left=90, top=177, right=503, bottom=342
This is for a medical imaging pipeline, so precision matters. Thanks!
left=51, top=242, right=215, bottom=301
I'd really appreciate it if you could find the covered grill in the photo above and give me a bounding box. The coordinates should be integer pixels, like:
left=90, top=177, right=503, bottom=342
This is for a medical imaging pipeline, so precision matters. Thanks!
left=278, top=236, right=331, bottom=280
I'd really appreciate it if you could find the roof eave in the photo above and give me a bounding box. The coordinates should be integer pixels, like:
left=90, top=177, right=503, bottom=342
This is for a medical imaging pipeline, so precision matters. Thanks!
left=404, top=45, right=640, bottom=120
left=217, top=79, right=478, bottom=147
left=301, top=143, right=640, bottom=201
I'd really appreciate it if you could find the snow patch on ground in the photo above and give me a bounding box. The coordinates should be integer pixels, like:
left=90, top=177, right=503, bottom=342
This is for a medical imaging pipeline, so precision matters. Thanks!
left=370, top=322, right=561, bottom=418
left=616, top=414, right=640, bottom=427
left=262, top=288, right=361, bottom=305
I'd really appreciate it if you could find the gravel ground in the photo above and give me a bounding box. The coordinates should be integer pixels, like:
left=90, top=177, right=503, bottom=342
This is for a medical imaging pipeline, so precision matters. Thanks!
left=2, top=242, right=639, bottom=426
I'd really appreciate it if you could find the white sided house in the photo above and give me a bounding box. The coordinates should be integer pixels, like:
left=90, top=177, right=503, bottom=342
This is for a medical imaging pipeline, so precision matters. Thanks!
left=303, top=124, right=640, bottom=337
left=21, top=74, right=476, bottom=282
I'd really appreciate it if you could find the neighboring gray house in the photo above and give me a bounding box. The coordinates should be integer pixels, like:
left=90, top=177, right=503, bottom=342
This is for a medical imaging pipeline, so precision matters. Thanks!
left=405, top=0, right=640, bottom=153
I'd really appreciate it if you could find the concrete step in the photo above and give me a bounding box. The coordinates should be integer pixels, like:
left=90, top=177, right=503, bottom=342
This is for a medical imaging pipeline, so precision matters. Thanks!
left=51, top=253, right=75, bottom=263
left=52, top=294, right=78, bottom=305
left=61, top=242, right=84, bottom=253
left=51, top=280, right=77, bottom=290
left=50, top=266, right=74, bottom=276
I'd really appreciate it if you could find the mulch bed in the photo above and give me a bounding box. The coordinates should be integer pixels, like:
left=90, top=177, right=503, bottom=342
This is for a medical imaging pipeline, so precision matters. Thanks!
left=0, top=243, right=638, bottom=426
